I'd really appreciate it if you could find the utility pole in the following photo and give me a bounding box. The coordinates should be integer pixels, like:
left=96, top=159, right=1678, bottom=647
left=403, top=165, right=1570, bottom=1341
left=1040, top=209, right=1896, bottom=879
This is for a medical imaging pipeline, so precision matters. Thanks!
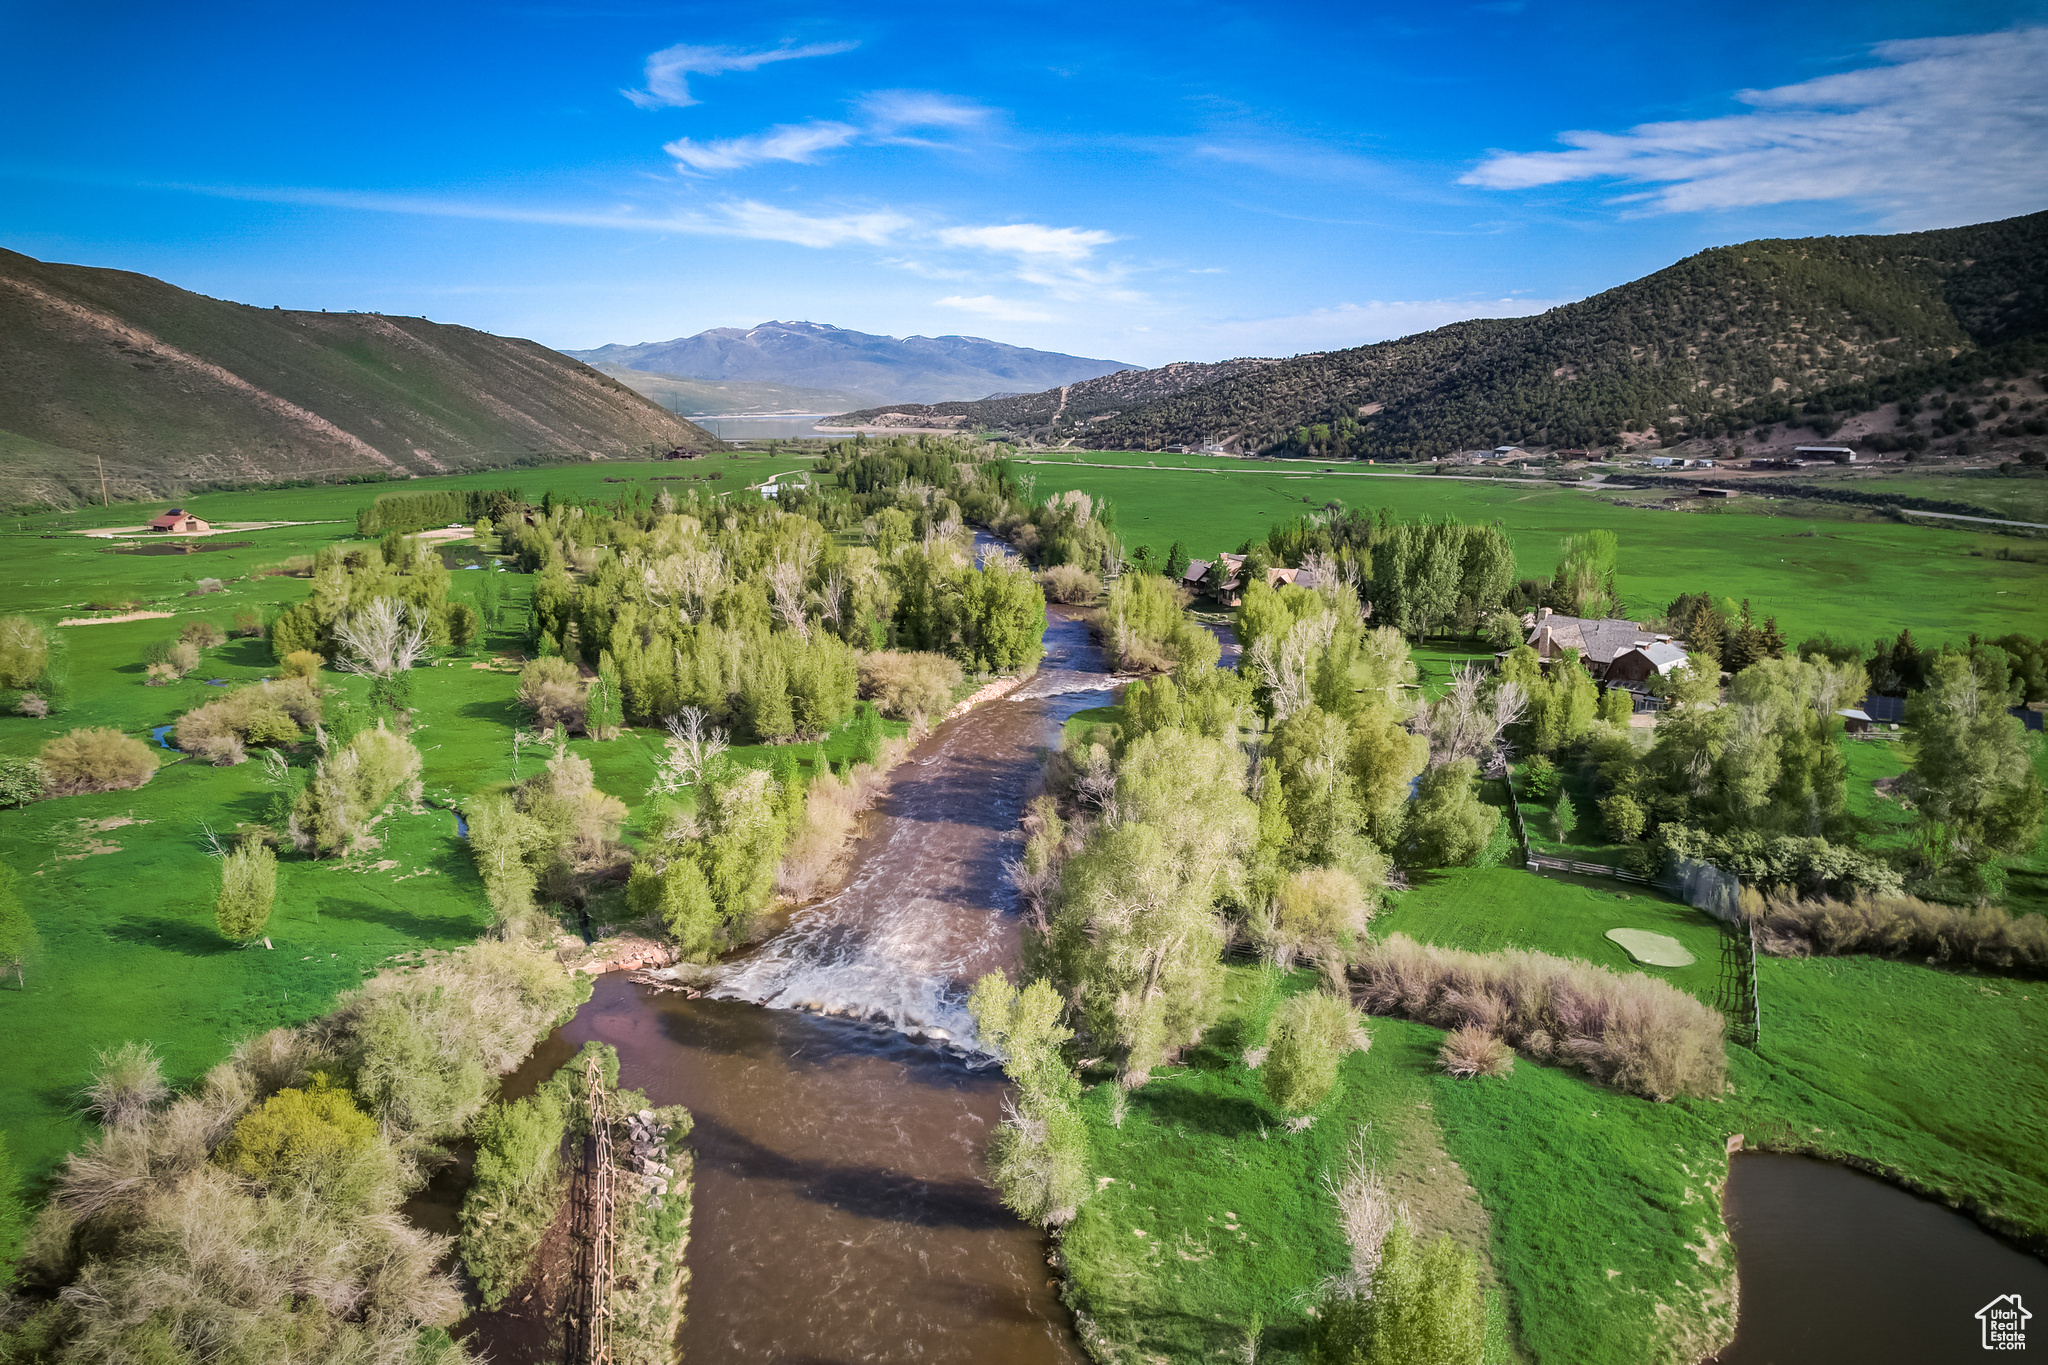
left=97, top=454, right=109, bottom=508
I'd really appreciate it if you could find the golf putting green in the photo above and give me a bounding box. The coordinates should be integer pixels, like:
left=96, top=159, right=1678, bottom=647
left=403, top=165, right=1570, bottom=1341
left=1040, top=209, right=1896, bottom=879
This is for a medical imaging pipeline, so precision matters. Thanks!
left=1604, top=927, right=1696, bottom=968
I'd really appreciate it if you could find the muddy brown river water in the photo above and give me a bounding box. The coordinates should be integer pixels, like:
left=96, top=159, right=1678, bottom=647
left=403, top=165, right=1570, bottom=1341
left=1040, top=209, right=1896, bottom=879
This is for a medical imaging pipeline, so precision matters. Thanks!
left=464, top=609, right=1106, bottom=1363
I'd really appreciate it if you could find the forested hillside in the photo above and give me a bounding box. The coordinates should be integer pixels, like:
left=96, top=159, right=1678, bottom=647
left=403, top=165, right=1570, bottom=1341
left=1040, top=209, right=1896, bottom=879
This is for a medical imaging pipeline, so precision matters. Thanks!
left=0, top=249, right=723, bottom=508
left=865, top=212, right=2048, bottom=458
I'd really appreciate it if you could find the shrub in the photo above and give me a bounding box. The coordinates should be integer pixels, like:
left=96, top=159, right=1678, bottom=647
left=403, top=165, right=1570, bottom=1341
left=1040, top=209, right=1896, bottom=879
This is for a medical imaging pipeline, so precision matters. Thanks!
left=81, top=1041, right=169, bottom=1129
left=0, top=758, right=43, bottom=809
left=343, top=939, right=582, bottom=1139
left=1438, top=1025, right=1514, bottom=1078
left=461, top=1066, right=574, bottom=1308
left=1311, top=1224, right=1486, bottom=1365
left=1270, top=866, right=1372, bottom=967
left=176, top=677, right=322, bottom=765
left=232, top=606, right=265, bottom=637
left=215, top=840, right=278, bottom=941
left=1749, top=890, right=2048, bottom=977
left=1354, top=934, right=1725, bottom=1101
left=1037, top=563, right=1099, bottom=604
left=517, top=655, right=585, bottom=732
left=14, top=693, right=47, bottom=718
left=289, top=725, right=420, bottom=857
left=213, top=1074, right=384, bottom=1208
left=1518, top=753, right=1558, bottom=800
left=179, top=620, right=227, bottom=649
left=280, top=649, right=323, bottom=679
left=1262, top=990, right=1367, bottom=1113
left=0, top=616, right=49, bottom=689
left=167, top=639, right=202, bottom=675
left=38, top=728, right=155, bottom=795
left=858, top=650, right=963, bottom=721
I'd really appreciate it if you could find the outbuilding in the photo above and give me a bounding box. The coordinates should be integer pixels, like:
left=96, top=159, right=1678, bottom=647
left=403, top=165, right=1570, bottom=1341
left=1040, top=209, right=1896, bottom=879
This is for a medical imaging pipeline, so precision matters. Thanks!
left=147, top=508, right=211, bottom=533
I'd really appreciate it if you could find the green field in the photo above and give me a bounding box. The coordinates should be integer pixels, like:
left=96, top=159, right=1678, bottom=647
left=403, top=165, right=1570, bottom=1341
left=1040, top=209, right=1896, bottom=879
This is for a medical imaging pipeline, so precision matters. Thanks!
left=1842, top=471, right=2048, bottom=524
left=1069, top=864, right=2048, bottom=1363
left=1024, top=456, right=2048, bottom=647
left=0, top=453, right=896, bottom=1185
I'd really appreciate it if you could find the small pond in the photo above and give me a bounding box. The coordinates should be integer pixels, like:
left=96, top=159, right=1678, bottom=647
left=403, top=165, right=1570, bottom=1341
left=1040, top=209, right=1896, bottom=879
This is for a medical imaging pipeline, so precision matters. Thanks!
left=1714, top=1152, right=2048, bottom=1363
left=113, top=540, right=253, bottom=555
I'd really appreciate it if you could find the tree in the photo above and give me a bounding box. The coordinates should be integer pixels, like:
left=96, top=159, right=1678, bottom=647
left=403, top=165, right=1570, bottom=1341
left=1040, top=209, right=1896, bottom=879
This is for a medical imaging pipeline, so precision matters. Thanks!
left=968, top=974, right=1091, bottom=1226
left=1262, top=990, right=1367, bottom=1113
left=1599, top=686, right=1633, bottom=725
left=1553, top=530, right=1619, bottom=618
left=1904, top=652, right=2046, bottom=872
left=1407, top=759, right=1499, bottom=867
left=215, top=839, right=278, bottom=942
left=0, top=859, right=37, bottom=987
left=334, top=598, right=430, bottom=678
left=588, top=651, right=624, bottom=741
left=1312, top=1225, right=1486, bottom=1365
left=1050, top=730, right=1255, bottom=1083
left=651, top=707, right=729, bottom=794
left=1165, top=541, right=1190, bottom=582
left=446, top=601, right=481, bottom=653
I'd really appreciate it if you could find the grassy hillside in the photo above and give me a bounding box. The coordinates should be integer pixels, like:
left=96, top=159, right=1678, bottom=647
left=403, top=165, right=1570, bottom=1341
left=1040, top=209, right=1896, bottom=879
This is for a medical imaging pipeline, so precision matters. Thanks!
left=879, top=212, right=2048, bottom=458
left=0, top=248, right=725, bottom=508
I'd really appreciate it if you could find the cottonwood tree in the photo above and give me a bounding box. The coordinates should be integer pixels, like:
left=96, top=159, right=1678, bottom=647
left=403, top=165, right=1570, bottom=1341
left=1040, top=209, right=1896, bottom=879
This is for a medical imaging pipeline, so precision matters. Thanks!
left=967, top=973, right=1090, bottom=1227
left=333, top=598, right=429, bottom=679
left=1905, top=651, right=2046, bottom=873
left=1049, top=729, right=1255, bottom=1084
left=650, top=707, right=729, bottom=795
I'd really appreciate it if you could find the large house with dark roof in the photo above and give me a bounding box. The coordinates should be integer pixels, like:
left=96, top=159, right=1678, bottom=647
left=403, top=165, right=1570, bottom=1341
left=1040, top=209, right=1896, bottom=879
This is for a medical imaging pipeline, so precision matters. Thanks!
left=1181, top=553, right=1320, bottom=607
left=1526, top=607, right=1689, bottom=683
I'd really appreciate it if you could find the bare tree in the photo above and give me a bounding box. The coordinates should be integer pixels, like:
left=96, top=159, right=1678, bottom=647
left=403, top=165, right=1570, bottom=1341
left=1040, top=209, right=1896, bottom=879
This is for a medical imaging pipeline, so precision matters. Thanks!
left=333, top=597, right=429, bottom=679
left=766, top=557, right=813, bottom=642
left=651, top=707, right=730, bottom=794
left=1246, top=614, right=1336, bottom=721
left=1423, top=665, right=1527, bottom=769
left=815, top=565, right=849, bottom=633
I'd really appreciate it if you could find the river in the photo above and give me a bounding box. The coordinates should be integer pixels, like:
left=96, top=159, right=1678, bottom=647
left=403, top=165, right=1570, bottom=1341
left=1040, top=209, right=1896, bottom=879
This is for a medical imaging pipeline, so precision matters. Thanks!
left=470, top=609, right=1108, bottom=1363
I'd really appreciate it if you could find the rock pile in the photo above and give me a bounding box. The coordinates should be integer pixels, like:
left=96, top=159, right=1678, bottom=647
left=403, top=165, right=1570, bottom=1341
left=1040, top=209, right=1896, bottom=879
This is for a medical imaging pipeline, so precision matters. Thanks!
left=623, top=1108, right=677, bottom=1209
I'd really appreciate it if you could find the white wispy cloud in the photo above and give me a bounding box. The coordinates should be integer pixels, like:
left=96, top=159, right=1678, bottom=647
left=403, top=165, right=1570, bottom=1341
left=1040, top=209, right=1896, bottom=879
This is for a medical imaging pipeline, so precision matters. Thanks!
left=664, top=122, right=859, bottom=174
left=661, top=90, right=996, bottom=176
left=934, top=294, right=1055, bottom=323
left=1463, top=28, right=2048, bottom=227
left=860, top=90, right=995, bottom=141
left=934, top=223, right=1117, bottom=261
left=624, top=40, right=858, bottom=110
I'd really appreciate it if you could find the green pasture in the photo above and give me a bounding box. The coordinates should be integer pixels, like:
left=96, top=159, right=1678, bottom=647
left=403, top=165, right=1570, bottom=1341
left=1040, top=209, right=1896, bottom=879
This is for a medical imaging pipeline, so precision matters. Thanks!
left=1025, top=456, right=2048, bottom=647
left=0, top=490, right=894, bottom=1184
left=1842, top=472, right=2048, bottom=524
left=1071, top=863, right=2048, bottom=1363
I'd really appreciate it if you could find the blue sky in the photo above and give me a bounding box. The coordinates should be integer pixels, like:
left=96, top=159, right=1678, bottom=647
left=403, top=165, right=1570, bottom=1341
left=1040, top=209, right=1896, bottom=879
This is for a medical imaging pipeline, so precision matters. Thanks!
left=3, top=1, right=2046, bottom=366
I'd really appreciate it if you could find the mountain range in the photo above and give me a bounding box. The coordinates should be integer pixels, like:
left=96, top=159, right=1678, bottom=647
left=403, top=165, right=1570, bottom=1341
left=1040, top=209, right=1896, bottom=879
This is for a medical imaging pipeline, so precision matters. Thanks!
left=831, top=211, right=2048, bottom=457
left=0, top=248, right=721, bottom=508
left=563, top=321, right=1136, bottom=407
